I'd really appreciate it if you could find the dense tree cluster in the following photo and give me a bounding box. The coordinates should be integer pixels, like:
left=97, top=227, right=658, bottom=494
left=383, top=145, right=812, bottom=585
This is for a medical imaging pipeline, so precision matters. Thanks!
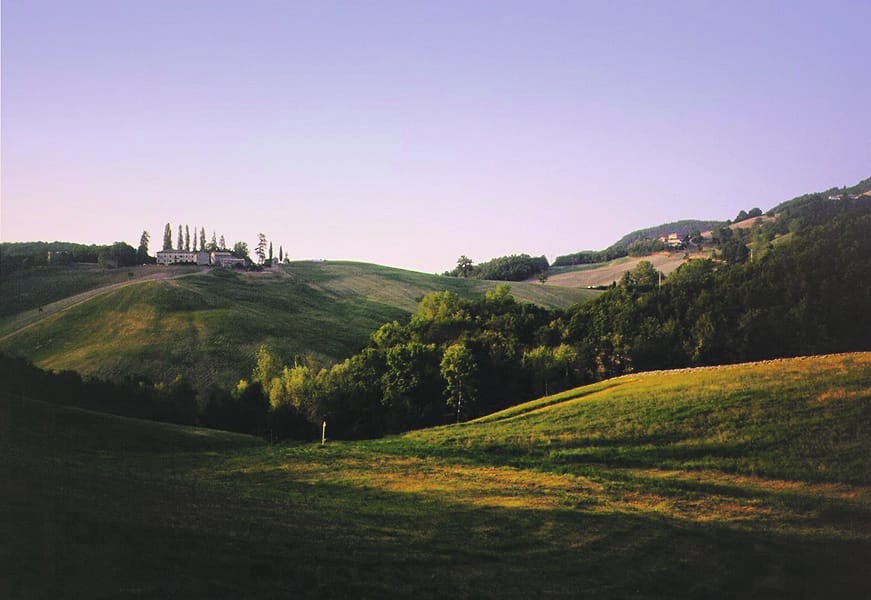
left=626, top=238, right=670, bottom=256
left=552, top=246, right=629, bottom=267
left=446, top=254, right=549, bottom=281
left=236, top=284, right=556, bottom=439
left=0, top=354, right=288, bottom=438
left=733, top=207, right=763, bottom=223
left=0, top=355, right=199, bottom=427
left=0, top=241, right=139, bottom=274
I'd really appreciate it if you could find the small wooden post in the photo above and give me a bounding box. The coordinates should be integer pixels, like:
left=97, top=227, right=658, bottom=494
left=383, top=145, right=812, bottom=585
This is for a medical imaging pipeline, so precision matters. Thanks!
left=321, top=418, right=327, bottom=446
left=456, top=386, right=462, bottom=424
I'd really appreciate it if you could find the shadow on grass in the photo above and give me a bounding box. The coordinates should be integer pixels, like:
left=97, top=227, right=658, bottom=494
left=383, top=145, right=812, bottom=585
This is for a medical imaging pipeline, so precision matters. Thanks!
left=5, top=438, right=869, bottom=599
left=4, top=396, right=870, bottom=599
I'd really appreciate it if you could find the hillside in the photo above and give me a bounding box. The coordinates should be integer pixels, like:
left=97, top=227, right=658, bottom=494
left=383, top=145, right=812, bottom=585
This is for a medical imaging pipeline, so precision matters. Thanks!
left=0, top=261, right=597, bottom=389
left=547, top=176, right=870, bottom=289
left=612, top=219, right=727, bottom=248
left=542, top=252, right=707, bottom=288
left=5, top=352, right=869, bottom=598
left=0, top=263, right=206, bottom=318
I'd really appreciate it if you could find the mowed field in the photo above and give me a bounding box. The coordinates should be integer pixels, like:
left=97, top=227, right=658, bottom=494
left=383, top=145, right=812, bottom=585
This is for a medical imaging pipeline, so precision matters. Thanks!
left=0, top=261, right=597, bottom=389
left=542, top=252, right=709, bottom=288
left=4, top=353, right=869, bottom=598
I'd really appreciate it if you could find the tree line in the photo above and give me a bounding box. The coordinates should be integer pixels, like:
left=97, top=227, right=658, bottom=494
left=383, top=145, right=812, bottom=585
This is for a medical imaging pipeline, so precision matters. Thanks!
left=1, top=241, right=140, bottom=274
left=445, top=254, right=550, bottom=281
left=1, top=226, right=288, bottom=275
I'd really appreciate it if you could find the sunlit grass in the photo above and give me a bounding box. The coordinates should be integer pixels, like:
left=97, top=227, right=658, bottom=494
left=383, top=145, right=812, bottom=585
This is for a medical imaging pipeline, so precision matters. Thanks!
left=4, top=353, right=870, bottom=598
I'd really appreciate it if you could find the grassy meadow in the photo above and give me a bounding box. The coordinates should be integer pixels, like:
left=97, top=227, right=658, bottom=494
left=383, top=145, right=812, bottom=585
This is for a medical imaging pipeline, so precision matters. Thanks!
left=0, top=263, right=204, bottom=319
left=0, top=261, right=596, bottom=390
left=3, top=352, right=869, bottom=598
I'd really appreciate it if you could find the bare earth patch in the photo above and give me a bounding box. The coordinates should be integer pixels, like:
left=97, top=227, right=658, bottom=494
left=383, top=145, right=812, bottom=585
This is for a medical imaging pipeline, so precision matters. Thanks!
left=543, top=252, right=708, bottom=288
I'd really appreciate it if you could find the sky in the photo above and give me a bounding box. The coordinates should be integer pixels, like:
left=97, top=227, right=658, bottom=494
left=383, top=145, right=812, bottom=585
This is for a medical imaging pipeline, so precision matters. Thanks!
left=2, top=0, right=870, bottom=273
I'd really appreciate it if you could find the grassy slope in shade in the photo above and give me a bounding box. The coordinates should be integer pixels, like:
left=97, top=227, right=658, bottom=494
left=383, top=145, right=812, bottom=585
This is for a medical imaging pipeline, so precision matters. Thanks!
left=3, top=353, right=869, bottom=598
left=0, top=261, right=597, bottom=389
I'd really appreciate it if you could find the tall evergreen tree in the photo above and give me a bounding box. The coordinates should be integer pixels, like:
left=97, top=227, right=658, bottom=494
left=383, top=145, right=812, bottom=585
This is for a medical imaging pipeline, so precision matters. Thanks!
left=162, top=223, right=172, bottom=251
left=184, top=226, right=190, bottom=251
left=268, top=242, right=273, bottom=264
left=279, top=246, right=283, bottom=262
left=177, top=225, right=183, bottom=250
left=200, top=228, right=206, bottom=252
left=137, top=231, right=150, bottom=263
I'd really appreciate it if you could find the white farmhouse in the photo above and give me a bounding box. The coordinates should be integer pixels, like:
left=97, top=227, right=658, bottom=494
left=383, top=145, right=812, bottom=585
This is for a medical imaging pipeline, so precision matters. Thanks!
left=156, top=249, right=248, bottom=267
left=155, top=250, right=200, bottom=265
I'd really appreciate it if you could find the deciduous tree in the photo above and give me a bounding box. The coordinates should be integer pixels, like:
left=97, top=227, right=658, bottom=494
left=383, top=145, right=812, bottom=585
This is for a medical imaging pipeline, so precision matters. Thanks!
left=233, top=241, right=249, bottom=259
left=456, top=255, right=474, bottom=278
left=440, top=343, right=477, bottom=423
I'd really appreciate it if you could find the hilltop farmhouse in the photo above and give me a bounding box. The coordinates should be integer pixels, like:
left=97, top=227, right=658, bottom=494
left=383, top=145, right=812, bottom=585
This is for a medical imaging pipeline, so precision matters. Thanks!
left=156, top=250, right=246, bottom=267
left=657, top=233, right=685, bottom=248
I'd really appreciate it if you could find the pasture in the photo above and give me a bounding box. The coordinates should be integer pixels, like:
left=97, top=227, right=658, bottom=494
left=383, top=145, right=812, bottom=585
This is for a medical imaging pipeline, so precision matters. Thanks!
left=3, top=353, right=869, bottom=598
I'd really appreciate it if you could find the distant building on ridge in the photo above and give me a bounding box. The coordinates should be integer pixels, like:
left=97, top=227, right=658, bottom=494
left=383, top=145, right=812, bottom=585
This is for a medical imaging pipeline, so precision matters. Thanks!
left=210, top=251, right=246, bottom=267
left=155, top=250, right=246, bottom=267
left=656, top=233, right=684, bottom=248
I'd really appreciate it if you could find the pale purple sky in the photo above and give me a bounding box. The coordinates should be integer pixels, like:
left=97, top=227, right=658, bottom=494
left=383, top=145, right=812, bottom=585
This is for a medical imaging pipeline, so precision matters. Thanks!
left=2, top=1, right=869, bottom=272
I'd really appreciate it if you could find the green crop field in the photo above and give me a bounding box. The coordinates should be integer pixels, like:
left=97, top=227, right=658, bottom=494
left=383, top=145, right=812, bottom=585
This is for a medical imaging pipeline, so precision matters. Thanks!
left=0, top=261, right=597, bottom=389
left=4, top=352, right=869, bottom=598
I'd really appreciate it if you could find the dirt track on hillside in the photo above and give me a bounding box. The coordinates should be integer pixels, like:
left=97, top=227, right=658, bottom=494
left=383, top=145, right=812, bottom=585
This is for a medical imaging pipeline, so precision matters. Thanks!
left=0, top=268, right=208, bottom=342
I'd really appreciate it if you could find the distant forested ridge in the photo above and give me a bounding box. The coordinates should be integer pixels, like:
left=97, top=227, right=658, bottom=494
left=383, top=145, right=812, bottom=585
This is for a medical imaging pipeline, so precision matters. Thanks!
left=553, top=220, right=726, bottom=267
left=611, top=219, right=727, bottom=248
left=1, top=241, right=138, bottom=273
left=767, top=176, right=871, bottom=215
left=446, top=254, right=549, bottom=281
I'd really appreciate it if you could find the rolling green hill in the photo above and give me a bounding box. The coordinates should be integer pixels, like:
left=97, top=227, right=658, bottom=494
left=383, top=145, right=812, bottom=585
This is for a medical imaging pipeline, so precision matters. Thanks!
left=4, top=352, right=869, bottom=598
left=0, top=261, right=597, bottom=389
left=0, top=263, right=205, bottom=318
